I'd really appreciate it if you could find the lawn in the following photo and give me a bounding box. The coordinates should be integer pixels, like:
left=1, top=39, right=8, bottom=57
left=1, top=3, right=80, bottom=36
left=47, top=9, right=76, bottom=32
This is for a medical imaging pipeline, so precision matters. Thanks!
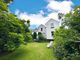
left=0, top=42, right=56, bottom=60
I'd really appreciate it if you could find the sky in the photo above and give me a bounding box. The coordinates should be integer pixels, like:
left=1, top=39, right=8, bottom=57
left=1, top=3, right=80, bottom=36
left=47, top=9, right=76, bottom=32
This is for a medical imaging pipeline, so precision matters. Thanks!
left=9, top=0, right=80, bottom=29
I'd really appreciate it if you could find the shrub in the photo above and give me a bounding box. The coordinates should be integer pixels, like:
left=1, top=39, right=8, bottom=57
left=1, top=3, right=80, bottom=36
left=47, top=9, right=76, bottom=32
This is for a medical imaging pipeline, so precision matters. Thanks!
left=0, top=12, right=25, bottom=53
left=0, top=0, right=31, bottom=53
left=54, top=6, right=80, bottom=60
left=32, top=32, right=37, bottom=39
left=37, top=32, right=46, bottom=42
left=3, top=32, right=24, bottom=52
left=54, top=27, right=80, bottom=60
left=25, top=32, right=32, bottom=42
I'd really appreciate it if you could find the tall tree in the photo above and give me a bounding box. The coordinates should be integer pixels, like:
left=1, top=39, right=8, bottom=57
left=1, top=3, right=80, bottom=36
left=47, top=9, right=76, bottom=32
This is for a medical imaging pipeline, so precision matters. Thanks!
left=54, top=6, right=80, bottom=60
left=0, top=0, right=32, bottom=53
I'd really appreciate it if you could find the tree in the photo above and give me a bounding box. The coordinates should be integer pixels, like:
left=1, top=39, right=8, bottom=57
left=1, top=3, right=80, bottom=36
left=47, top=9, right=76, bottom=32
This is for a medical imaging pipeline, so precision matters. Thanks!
left=24, top=32, right=32, bottom=42
left=0, top=0, right=13, bottom=11
left=38, top=32, right=46, bottom=42
left=0, top=12, right=25, bottom=52
left=3, top=0, right=13, bottom=3
left=32, top=32, right=37, bottom=39
left=27, top=20, right=30, bottom=27
left=58, top=13, right=64, bottom=19
left=54, top=6, right=80, bottom=60
left=0, top=0, right=32, bottom=53
left=63, top=6, right=80, bottom=33
left=22, top=19, right=32, bottom=42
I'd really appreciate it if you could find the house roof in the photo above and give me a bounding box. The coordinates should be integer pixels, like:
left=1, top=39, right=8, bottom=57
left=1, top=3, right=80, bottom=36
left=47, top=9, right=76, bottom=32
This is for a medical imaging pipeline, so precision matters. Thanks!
left=32, top=28, right=38, bottom=32
left=45, top=18, right=59, bottom=26
left=37, top=24, right=46, bottom=29
left=33, top=18, right=60, bottom=31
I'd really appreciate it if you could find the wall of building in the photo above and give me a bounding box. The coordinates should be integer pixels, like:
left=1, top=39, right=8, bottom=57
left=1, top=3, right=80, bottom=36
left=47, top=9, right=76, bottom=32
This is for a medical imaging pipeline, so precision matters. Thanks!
left=38, top=24, right=46, bottom=37
left=45, top=19, right=60, bottom=39
left=32, top=19, right=60, bottom=40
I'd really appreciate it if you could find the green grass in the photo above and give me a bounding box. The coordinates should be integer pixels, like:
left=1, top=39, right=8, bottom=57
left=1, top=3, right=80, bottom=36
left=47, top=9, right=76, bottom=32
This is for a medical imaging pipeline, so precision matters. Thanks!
left=0, top=42, right=56, bottom=60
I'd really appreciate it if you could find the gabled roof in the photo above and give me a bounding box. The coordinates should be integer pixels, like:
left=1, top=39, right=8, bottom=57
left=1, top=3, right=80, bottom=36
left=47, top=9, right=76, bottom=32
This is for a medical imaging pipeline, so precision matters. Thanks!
left=32, top=28, right=38, bottom=32
left=37, top=24, right=46, bottom=29
left=45, top=18, right=59, bottom=25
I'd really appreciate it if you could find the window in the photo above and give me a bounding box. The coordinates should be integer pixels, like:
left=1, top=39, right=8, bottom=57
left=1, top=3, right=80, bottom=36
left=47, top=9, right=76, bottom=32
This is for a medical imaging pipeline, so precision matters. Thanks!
left=51, top=23, right=54, bottom=28
left=51, top=31, right=54, bottom=36
left=41, top=28, right=43, bottom=31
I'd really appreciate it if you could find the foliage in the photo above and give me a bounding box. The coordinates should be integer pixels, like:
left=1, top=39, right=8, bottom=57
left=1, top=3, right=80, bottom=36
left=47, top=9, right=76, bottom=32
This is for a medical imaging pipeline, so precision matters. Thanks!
left=54, top=6, right=80, bottom=60
left=58, top=13, right=64, bottom=19
left=54, top=28, right=79, bottom=60
left=0, top=12, right=26, bottom=52
left=63, top=6, right=80, bottom=33
left=23, top=19, right=31, bottom=32
left=3, top=0, right=13, bottom=3
left=0, top=0, right=7, bottom=11
left=0, top=0, right=32, bottom=53
left=24, top=32, right=32, bottom=42
left=38, top=32, right=46, bottom=42
left=0, top=0, right=13, bottom=11
left=23, top=20, right=32, bottom=42
left=26, top=19, right=30, bottom=27
left=4, top=33, right=24, bottom=52
left=32, top=32, right=37, bottom=39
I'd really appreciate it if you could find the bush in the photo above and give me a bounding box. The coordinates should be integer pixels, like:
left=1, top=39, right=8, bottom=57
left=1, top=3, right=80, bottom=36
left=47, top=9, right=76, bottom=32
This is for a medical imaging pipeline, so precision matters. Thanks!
left=25, top=32, right=32, bottom=42
left=4, top=41, right=16, bottom=52
left=32, top=32, right=37, bottom=39
left=9, top=32, right=24, bottom=45
left=54, top=7, right=80, bottom=60
left=0, top=12, right=25, bottom=53
left=37, top=32, right=46, bottom=42
left=54, top=27, right=80, bottom=60
left=0, top=0, right=31, bottom=53
left=3, top=32, right=24, bottom=52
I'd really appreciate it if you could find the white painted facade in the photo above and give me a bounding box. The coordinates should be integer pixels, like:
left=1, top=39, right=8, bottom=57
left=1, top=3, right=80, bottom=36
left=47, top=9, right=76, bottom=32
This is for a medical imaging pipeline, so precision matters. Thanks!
left=33, top=18, right=61, bottom=40
left=45, top=19, right=60, bottom=39
left=37, top=24, right=46, bottom=37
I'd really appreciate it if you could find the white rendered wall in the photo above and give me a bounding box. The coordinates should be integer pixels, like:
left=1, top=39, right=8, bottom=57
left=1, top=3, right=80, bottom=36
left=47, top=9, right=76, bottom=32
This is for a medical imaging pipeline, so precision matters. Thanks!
left=45, top=19, right=60, bottom=39
left=38, top=24, right=46, bottom=37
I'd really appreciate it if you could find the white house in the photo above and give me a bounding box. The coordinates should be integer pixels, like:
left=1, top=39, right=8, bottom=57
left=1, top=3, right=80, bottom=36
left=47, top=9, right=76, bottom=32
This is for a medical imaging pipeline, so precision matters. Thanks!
left=45, top=19, right=60, bottom=40
left=32, top=18, right=61, bottom=40
left=37, top=24, right=46, bottom=36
